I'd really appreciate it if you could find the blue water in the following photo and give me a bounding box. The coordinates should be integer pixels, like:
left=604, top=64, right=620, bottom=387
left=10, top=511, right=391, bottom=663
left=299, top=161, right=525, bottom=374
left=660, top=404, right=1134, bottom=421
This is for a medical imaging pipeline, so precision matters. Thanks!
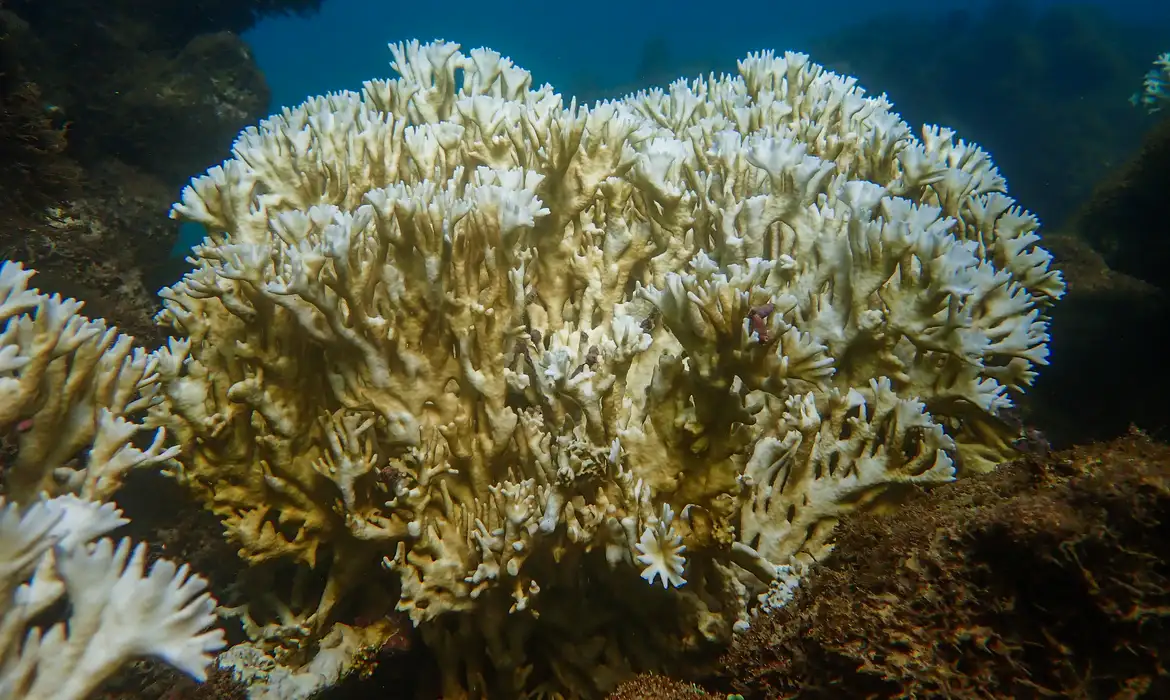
left=245, top=0, right=1169, bottom=112
left=171, top=0, right=1170, bottom=256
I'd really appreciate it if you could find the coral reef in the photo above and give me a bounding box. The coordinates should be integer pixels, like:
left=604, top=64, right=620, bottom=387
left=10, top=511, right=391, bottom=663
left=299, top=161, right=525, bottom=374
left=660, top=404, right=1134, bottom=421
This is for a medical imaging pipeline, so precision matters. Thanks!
left=715, top=429, right=1170, bottom=698
left=93, top=665, right=247, bottom=700
left=68, top=30, right=270, bottom=185
left=0, top=29, right=78, bottom=218
left=150, top=39, right=1062, bottom=698
left=1, top=5, right=270, bottom=186
left=1132, top=52, right=1170, bottom=111
left=0, top=159, right=182, bottom=343
left=1021, top=113, right=1170, bottom=446
left=3, top=0, right=321, bottom=52
left=1062, top=114, right=1170, bottom=293
left=0, top=261, right=226, bottom=699
left=607, top=674, right=708, bottom=700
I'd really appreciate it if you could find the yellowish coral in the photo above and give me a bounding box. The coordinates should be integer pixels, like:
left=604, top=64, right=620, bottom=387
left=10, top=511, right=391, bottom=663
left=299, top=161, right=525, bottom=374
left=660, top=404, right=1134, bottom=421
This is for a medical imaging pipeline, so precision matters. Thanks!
left=0, top=261, right=178, bottom=502
left=151, top=40, right=1063, bottom=698
left=0, top=262, right=224, bottom=699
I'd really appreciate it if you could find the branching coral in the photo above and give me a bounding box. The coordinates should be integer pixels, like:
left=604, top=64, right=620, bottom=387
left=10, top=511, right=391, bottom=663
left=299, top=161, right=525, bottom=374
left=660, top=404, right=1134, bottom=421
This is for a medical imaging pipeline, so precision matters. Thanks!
left=152, top=40, right=1063, bottom=698
left=0, top=495, right=225, bottom=700
left=1132, top=52, right=1170, bottom=112
left=0, top=261, right=225, bottom=699
left=0, top=261, right=179, bottom=503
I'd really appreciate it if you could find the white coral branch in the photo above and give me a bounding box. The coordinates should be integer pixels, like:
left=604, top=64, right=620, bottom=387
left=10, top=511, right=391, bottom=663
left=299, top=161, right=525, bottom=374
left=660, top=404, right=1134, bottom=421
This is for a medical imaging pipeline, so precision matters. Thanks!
left=0, top=261, right=175, bottom=503
left=0, top=496, right=225, bottom=700
left=634, top=504, right=687, bottom=589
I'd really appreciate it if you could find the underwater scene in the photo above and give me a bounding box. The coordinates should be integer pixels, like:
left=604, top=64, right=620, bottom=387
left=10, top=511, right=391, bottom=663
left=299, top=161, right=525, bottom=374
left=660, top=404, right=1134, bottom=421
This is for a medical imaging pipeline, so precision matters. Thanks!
left=3, top=0, right=1170, bottom=697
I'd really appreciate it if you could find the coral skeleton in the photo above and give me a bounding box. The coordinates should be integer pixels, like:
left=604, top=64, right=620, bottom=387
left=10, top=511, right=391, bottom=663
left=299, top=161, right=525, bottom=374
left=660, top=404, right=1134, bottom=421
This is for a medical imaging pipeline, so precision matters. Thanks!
left=149, top=39, right=1064, bottom=698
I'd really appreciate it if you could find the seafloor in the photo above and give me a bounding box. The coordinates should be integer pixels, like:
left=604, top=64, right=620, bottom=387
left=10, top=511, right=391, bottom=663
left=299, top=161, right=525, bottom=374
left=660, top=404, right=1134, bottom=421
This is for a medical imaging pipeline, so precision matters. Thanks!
left=2, top=1, right=1170, bottom=698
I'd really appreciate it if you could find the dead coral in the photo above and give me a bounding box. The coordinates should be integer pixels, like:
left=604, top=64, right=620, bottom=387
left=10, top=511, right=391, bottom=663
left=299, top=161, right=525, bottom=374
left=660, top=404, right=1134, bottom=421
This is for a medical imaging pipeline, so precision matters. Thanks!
left=719, top=430, right=1170, bottom=699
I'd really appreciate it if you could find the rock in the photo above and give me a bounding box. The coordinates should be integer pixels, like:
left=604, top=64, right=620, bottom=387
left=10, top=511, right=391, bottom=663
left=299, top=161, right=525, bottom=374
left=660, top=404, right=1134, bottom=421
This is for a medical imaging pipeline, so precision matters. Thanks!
left=718, top=431, right=1170, bottom=699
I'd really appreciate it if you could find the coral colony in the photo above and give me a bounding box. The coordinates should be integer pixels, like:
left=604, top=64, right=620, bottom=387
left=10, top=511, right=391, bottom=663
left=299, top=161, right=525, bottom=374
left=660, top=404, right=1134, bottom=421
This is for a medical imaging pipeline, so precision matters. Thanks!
left=1132, top=52, right=1170, bottom=112
left=1, top=39, right=1064, bottom=699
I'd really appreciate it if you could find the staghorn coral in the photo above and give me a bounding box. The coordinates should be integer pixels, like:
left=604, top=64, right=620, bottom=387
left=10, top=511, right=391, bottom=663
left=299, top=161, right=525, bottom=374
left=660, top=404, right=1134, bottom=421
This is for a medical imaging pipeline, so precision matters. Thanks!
left=149, top=40, right=1063, bottom=698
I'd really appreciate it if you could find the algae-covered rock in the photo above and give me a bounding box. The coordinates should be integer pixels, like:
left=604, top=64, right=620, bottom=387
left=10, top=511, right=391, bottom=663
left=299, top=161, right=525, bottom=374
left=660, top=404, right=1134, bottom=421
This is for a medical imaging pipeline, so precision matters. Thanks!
left=718, top=430, right=1170, bottom=698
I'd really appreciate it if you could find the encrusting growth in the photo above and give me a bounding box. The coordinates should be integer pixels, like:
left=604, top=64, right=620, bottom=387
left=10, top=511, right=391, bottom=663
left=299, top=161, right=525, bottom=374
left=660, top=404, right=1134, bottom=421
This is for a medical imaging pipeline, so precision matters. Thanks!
left=140, top=39, right=1062, bottom=698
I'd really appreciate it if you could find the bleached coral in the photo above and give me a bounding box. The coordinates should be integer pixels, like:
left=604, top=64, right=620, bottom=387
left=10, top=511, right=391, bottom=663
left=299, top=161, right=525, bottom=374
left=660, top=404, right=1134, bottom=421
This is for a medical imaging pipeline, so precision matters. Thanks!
left=0, top=261, right=179, bottom=502
left=0, top=495, right=225, bottom=700
left=152, top=40, right=1063, bottom=698
left=1131, top=52, right=1170, bottom=112
left=216, top=620, right=396, bottom=700
left=0, top=261, right=224, bottom=698
left=635, top=504, right=687, bottom=588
